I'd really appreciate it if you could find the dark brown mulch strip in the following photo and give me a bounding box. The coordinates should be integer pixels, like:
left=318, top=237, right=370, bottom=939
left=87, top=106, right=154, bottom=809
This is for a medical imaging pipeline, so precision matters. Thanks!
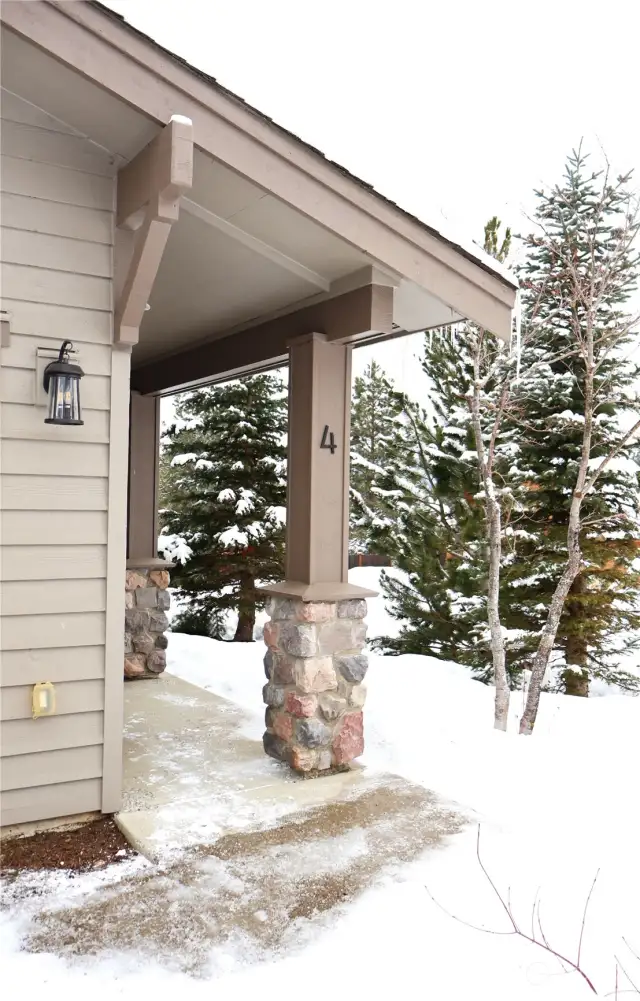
left=0, top=817, right=136, bottom=874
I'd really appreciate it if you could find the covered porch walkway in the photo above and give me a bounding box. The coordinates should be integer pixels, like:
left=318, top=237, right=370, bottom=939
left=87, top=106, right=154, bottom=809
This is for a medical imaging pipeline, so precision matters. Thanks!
left=118, top=668, right=369, bottom=859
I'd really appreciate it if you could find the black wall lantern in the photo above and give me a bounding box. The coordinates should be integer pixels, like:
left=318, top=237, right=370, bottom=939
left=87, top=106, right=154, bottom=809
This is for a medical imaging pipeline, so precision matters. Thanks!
left=43, top=341, right=84, bottom=426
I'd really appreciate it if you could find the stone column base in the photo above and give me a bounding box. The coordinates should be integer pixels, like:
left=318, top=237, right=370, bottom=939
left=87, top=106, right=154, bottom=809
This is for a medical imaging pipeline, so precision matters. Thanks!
left=262, top=596, right=368, bottom=773
left=124, top=560, right=172, bottom=679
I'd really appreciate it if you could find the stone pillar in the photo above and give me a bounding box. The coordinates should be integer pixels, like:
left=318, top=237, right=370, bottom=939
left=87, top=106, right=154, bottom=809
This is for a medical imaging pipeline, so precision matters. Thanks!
left=124, top=560, right=172, bottom=679
left=262, top=332, right=376, bottom=772
left=263, top=596, right=368, bottom=773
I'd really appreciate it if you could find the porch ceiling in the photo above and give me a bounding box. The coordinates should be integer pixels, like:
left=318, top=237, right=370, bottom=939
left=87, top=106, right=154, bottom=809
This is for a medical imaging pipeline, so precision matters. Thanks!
left=137, top=151, right=373, bottom=365
left=1, top=4, right=518, bottom=393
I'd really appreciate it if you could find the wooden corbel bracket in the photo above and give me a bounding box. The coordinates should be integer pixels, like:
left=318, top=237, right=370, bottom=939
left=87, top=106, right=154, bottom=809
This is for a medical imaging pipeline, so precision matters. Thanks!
left=115, top=115, right=193, bottom=345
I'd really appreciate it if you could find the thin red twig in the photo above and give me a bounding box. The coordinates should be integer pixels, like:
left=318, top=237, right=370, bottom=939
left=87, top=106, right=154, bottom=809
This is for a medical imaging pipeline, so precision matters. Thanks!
left=578, top=871, right=601, bottom=969
left=425, top=826, right=599, bottom=994
left=615, top=956, right=640, bottom=995
left=623, top=939, right=640, bottom=965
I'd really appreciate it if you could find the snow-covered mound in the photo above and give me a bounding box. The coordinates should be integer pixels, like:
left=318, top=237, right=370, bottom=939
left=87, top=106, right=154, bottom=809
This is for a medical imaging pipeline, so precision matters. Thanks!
left=167, top=625, right=640, bottom=999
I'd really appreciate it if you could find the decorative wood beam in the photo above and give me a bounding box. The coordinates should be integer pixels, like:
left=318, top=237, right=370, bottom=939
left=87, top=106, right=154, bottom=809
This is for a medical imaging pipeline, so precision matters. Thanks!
left=115, top=116, right=193, bottom=345
left=182, top=198, right=331, bottom=292
left=117, top=116, right=194, bottom=228
left=130, top=282, right=394, bottom=395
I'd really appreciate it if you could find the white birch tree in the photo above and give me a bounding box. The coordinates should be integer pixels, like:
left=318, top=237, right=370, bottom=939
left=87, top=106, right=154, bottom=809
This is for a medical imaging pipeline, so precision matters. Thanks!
left=466, top=156, right=639, bottom=735
left=518, top=156, right=640, bottom=733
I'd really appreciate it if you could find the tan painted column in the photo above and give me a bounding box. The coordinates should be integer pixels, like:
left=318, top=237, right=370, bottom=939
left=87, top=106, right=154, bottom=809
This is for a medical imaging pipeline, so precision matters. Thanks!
left=127, top=391, right=160, bottom=560
left=264, top=332, right=375, bottom=602
left=262, top=334, right=375, bottom=773
left=288, top=333, right=350, bottom=586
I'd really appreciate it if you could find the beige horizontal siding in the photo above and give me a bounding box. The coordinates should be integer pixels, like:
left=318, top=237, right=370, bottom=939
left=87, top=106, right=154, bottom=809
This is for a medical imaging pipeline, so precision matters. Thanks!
left=1, top=228, right=112, bottom=278
left=2, top=367, right=110, bottom=410
left=1, top=474, right=108, bottom=511
left=0, top=299, right=112, bottom=343
left=0, top=120, right=116, bottom=177
left=0, top=99, right=118, bottom=824
left=2, top=334, right=112, bottom=375
left=1, top=545, right=106, bottom=581
left=1, top=744, right=104, bottom=792
left=1, top=711, right=104, bottom=757
left=0, top=192, right=113, bottom=245
left=1, top=262, right=111, bottom=311
left=1, top=439, right=109, bottom=476
left=0, top=155, right=114, bottom=210
left=1, top=403, right=109, bottom=444
left=1, top=679, right=105, bottom=721
left=0, top=510, right=107, bottom=546
left=0, top=89, right=79, bottom=136
left=1, top=612, right=105, bottom=650
left=1, top=578, right=106, bottom=617
left=0, top=778, right=102, bottom=826
left=1, top=646, right=106, bottom=687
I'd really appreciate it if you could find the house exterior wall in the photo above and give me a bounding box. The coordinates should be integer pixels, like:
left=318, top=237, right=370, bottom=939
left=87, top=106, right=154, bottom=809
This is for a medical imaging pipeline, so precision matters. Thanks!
left=0, top=90, right=128, bottom=826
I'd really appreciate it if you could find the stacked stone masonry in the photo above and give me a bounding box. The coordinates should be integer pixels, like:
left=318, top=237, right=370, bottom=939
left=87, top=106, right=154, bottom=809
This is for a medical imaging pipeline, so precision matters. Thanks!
left=263, top=596, right=368, bottom=773
left=124, top=568, right=171, bottom=679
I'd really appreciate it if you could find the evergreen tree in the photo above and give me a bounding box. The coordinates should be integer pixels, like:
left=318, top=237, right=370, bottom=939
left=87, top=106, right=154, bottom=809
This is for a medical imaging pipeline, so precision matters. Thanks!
left=506, top=148, right=640, bottom=694
left=371, top=220, right=517, bottom=680
left=374, top=172, right=640, bottom=695
left=349, top=360, right=408, bottom=551
left=369, top=379, right=491, bottom=666
left=161, top=374, right=287, bottom=641
left=157, top=443, right=172, bottom=510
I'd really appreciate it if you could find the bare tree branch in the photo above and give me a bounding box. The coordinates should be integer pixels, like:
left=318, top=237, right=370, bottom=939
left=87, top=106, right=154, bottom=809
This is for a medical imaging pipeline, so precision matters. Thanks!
left=425, top=826, right=600, bottom=994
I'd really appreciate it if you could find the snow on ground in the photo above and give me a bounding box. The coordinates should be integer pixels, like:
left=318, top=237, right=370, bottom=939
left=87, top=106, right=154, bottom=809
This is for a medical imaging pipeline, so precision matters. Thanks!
left=165, top=568, right=640, bottom=997
left=165, top=564, right=406, bottom=643
left=3, top=569, right=640, bottom=998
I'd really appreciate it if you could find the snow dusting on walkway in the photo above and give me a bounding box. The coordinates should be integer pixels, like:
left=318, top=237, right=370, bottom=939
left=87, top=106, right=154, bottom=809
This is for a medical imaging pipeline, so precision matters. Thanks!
left=2, top=569, right=639, bottom=999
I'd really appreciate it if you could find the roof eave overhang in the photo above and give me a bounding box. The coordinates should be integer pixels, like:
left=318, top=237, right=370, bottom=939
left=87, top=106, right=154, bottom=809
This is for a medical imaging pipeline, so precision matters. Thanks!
left=1, top=0, right=518, bottom=342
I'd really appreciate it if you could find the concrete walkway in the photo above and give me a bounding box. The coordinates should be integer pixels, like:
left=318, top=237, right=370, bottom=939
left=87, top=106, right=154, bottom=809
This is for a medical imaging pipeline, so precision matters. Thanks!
left=119, top=672, right=376, bottom=858
left=7, top=673, right=466, bottom=973
left=27, top=774, right=463, bottom=973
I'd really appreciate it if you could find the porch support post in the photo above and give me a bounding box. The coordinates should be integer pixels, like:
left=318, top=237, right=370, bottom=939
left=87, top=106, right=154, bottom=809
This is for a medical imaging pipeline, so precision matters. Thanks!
left=127, top=391, right=160, bottom=561
left=288, top=333, right=350, bottom=591
left=261, top=333, right=376, bottom=776
left=265, top=333, right=376, bottom=603
left=124, top=393, right=173, bottom=681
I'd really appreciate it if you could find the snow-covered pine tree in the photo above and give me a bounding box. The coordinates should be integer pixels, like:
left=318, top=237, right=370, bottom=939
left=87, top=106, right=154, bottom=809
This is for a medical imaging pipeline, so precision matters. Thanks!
left=349, top=360, right=408, bottom=551
left=508, top=148, right=640, bottom=694
left=368, top=330, right=501, bottom=667
left=160, top=374, right=287, bottom=641
left=372, top=220, right=521, bottom=688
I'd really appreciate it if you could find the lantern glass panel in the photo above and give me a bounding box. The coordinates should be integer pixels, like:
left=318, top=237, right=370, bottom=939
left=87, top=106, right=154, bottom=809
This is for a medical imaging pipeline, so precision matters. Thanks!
left=46, top=373, right=82, bottom=424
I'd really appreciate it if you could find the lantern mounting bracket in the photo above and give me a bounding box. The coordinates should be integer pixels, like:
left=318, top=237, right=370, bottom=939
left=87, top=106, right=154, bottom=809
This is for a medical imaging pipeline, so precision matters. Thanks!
left=42, top=339, right=74, bottom=393
left=35, top=344, right=80, bottom=408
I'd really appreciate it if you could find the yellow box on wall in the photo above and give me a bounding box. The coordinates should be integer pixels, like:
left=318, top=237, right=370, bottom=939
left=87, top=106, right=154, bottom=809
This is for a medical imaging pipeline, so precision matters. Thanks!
left=32, top=682, right=56, bottom=719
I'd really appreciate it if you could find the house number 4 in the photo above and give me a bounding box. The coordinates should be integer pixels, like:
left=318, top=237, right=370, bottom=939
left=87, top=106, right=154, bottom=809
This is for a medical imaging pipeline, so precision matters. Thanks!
left=320, top=425, right=337, bottom=454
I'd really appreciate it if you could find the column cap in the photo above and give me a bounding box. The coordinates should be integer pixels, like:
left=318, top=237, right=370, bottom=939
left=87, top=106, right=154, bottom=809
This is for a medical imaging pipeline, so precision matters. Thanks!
left=260, top=580, right=378, bottom=602
left=286, top=331, right=328, bottom=348
left=126, top=557, right=175, bottom=570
